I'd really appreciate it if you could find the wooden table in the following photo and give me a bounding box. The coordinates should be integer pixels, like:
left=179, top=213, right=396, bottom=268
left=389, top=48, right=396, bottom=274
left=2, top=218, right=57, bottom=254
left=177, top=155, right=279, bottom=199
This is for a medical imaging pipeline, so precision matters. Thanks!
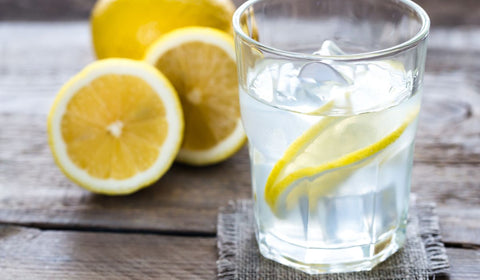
left=1, top=0, right=479, bottom=279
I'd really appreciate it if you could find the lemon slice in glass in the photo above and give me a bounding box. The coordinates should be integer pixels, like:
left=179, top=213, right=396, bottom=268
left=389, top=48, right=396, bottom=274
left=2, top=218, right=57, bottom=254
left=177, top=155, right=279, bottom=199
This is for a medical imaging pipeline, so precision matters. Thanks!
left=265, top=95, right=420, bottom=214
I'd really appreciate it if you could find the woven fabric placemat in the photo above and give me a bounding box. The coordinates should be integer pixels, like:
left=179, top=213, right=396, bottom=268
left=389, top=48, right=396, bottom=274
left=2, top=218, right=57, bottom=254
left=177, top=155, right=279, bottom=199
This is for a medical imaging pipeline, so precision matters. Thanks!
left=217, top=199, right=449, bottom=280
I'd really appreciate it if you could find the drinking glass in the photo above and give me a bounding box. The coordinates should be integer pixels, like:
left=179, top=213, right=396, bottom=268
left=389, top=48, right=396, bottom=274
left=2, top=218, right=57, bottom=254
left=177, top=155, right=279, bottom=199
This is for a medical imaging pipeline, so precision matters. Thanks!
left=233, top=0, right=429, bottom=274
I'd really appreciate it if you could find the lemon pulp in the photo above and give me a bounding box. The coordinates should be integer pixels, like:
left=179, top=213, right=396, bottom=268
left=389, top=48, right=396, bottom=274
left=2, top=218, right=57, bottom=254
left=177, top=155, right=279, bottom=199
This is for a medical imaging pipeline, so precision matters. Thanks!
left=62, top=74, right=168, bottom=179
left=48, top=59, right=183, bottom=194
left=145, top=27, right=245, bottom=165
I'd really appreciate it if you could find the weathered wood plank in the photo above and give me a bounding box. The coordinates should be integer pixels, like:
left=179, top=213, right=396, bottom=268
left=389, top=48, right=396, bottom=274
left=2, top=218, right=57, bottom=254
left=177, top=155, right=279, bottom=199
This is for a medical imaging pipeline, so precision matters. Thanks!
left=412, top=163, right=480, bottom=208
left=415, top=69, right=480, bottom=164
left=0, top=22, right=93, bottom=115
left=0, top=225, right=216, bottom=279
left=440, top=248, right=480, bottom=280
left=438, top=207, right=480, bottom=247
left=0, top=225, right=478, bottom=279
left=415, top=0, right=480, bottom=26
left=428, top=28, right=480, bottom=54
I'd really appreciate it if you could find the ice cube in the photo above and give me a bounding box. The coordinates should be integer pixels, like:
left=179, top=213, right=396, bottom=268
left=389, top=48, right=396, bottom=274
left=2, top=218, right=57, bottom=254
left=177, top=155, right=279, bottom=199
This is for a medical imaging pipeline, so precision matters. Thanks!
left=301, top=40, right=354, bottom=85
left=247, top=49, right=411, bottom=116
left=345, top=60, right=411, bottom=113
left=247, top=58, right=349, bottom=113
left=299, top=62, right=352, bottom=86
left=313, top=40, right=346, bottom=56
left=274, top=62, right=302, bottom=101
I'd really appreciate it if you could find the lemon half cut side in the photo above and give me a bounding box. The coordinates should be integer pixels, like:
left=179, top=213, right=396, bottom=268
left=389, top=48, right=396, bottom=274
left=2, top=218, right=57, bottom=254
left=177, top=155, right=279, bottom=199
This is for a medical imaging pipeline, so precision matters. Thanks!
left=48, top=59, right=183, bottom=194
left=145, top=27, right=246, bottom=165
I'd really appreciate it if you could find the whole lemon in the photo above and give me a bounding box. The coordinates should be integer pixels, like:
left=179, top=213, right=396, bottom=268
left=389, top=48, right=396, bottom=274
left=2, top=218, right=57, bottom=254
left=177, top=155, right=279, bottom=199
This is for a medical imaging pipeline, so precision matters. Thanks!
left=91, top=0, right=235, bottom=59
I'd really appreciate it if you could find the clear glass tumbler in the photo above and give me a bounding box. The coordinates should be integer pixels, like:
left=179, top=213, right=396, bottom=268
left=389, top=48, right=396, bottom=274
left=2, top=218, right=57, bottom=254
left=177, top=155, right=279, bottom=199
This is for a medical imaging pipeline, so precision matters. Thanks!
left=233, top=0, right=430, bottom=274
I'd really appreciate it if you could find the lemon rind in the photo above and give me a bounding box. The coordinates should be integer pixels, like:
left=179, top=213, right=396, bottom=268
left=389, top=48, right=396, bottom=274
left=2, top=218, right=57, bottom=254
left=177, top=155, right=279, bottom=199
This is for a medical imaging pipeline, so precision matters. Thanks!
left=177, top=119, right=246, bottom=166
left=144, top=27, right=236, bottom=65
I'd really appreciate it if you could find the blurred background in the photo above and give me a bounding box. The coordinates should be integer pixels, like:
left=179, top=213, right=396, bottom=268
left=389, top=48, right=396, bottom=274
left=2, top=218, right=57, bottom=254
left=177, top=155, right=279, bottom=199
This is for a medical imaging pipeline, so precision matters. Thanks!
left=1, top=0, right=479, bottom=23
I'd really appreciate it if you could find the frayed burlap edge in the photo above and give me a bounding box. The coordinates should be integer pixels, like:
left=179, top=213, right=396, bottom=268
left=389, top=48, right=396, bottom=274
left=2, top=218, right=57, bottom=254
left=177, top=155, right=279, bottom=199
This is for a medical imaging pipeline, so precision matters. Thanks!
left=415, top=203, right=449, bottom=274
left=217, top=200, right=250, bottom=279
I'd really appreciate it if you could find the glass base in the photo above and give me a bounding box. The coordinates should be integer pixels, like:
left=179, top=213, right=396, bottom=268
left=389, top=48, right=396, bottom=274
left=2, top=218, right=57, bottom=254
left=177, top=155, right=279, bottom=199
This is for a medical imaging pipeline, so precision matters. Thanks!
left=257, top=226, right=406, bottom=274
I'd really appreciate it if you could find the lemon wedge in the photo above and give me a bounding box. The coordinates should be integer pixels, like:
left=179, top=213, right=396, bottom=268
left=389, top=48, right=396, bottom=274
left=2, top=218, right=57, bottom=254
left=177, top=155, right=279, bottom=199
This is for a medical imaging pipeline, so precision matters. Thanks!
left=48, top=59, right=183, bottom=194
left=144, top=27, right=246, bottom=165
left=265, top=96, right=420, bottom=213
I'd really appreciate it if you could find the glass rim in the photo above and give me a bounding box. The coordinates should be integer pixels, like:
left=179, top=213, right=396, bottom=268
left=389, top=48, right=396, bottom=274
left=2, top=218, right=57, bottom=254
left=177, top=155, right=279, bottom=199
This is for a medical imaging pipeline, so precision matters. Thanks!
left=232, top=0, right=430, bottom=61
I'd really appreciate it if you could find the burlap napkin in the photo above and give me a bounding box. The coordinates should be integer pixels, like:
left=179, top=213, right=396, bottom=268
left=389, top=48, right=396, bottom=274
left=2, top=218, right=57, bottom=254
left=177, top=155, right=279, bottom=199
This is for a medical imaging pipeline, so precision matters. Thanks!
left=217, top=199, right=449, bottom=279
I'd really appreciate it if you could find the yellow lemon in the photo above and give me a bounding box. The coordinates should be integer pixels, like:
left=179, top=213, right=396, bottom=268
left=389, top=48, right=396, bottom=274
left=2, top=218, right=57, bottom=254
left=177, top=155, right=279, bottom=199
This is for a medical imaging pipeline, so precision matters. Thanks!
left=91, top=0, right=235, bottom=59
left=48, top=59, right=183, bottom=194
left=145, top=27, right=246, bottom=165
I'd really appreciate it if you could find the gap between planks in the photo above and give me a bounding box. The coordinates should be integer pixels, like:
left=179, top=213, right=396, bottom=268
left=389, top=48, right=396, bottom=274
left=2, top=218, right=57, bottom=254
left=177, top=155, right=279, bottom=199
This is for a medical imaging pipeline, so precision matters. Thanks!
left=0, top=222, right=216, bottom=238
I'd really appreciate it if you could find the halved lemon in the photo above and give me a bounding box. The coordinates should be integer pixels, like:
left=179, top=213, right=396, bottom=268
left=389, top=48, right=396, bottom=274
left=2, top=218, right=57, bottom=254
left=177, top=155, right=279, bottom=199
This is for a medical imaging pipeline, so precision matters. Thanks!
left=145, top=27, right=246, bottom=165
left=48, top=59, right=183, bottom=194
left=265, top=94, right=420, bottom=214
left=91, top=0, right=235, bottom=59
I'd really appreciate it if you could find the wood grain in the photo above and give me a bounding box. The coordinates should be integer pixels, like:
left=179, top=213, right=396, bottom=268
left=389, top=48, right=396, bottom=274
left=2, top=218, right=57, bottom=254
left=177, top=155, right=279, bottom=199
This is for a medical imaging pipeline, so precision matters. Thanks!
left=438, top=207, right=480, bottom=247
left=0, top=225, right=478, bottom=280
left=0, top=225, right=216, bottom=279
left=416, top=69, right=480, bottom=164
left=415, top=0, right=480, bottom=26
left=412, top=164, right=480, bottom=208
left=440, top=248, right=480, bottom=280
